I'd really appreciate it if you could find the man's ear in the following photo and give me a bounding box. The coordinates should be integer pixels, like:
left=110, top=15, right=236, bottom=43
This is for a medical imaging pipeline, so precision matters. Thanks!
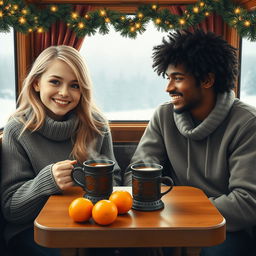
left=201, top=73, right=215, bottom=89
left=33, top=81, right=40, bottom=92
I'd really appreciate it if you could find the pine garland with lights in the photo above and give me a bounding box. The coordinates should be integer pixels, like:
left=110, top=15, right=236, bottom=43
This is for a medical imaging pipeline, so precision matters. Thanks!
left=0, top=0, right=256, bottom=40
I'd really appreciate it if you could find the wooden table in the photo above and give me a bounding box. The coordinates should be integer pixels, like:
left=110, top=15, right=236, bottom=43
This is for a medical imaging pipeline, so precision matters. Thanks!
left=34, top=186, right=225, bottom=250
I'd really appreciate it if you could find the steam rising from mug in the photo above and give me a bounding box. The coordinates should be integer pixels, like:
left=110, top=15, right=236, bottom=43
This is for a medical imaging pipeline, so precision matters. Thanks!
left=131, top=152, right=160, bottom=166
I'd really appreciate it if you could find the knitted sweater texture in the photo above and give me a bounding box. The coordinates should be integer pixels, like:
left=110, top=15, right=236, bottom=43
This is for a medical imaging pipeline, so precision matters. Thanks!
left=126, top=91, right=256, bottom=232
left=1, top=113, right=121, bottom=242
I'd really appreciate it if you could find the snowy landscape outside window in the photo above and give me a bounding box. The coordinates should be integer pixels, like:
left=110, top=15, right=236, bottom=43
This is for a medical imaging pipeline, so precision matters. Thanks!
left=240, top=38, right=256, bottom=107
left=0, top=29, right=16, bottom=128
left=80, top=22, right=170, bottom=121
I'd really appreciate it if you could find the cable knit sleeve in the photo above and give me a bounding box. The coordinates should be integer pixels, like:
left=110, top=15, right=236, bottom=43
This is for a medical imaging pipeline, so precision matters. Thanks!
left=1, top=120, right=61, bottom=224
left=209, top=116, right=256, bottom=231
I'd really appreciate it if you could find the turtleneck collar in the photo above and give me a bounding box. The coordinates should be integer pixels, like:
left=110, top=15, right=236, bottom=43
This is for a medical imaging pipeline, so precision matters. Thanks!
left=38, top=113, right=78, bottom=141
left=174, top=90, right=235, bottom=140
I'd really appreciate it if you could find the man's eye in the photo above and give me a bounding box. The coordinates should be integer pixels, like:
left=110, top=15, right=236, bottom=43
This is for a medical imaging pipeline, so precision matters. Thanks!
left=71, top=84, right=80, bottom=89
left=50, top=80, right=60, bottom=85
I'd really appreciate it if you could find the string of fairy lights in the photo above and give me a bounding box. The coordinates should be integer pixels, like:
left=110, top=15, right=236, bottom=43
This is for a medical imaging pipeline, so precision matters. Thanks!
left=0, top=0, right=256, bottom=40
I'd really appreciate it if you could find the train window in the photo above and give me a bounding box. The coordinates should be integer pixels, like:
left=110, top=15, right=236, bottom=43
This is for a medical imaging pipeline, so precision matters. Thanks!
left=0, top=29, right=16, bottom=128
left=240, top=38, right=256, bottom=107
left=80, top=21, right=170, bottom=121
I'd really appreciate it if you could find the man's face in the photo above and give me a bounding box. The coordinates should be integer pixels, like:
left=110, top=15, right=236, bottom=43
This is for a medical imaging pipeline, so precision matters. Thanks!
left=165, top=64, right=205, bottom=115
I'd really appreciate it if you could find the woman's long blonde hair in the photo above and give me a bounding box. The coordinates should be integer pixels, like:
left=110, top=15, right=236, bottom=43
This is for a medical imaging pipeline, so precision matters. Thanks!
left=14, top=45, right=107, bottom=163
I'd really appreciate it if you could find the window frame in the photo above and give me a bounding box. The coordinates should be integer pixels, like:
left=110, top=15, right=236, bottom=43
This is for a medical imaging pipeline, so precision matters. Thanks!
left=15, top=0, right=249, bottom=142
left=0, top=29, right=18, bottom=131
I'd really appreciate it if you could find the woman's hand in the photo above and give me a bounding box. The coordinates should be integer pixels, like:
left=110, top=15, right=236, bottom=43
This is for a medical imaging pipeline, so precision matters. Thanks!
left=52, top=160, right=77, bottom=190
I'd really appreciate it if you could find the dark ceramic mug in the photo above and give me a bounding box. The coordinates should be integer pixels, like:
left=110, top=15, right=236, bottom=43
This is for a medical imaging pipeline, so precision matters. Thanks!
left=71, top=159, right=115, bottom=204
left=131, top=163, right=174, bottom=211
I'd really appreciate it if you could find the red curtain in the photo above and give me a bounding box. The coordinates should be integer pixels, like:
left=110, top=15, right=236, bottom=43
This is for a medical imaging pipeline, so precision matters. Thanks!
left=31, top=5, right=91, bottom=60
left=168, top=5, right=226, bottom=37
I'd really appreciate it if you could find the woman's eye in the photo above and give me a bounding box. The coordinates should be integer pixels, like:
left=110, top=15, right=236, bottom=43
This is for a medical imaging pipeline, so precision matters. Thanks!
left=50, top=80, right=60, bottom=85
left=175, top=77, right=183, bottom=81
left=71, top=84, right=80, bottom=89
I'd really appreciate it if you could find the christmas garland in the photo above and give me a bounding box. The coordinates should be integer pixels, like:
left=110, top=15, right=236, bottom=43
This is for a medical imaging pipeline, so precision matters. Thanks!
left=0, top=0, right=256, bottom=40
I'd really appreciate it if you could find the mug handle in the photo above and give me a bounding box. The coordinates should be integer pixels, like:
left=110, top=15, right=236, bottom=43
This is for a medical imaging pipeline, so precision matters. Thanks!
left=160, top=176, right=174, bottom=197
left=71, top=167, right=85, bottom=188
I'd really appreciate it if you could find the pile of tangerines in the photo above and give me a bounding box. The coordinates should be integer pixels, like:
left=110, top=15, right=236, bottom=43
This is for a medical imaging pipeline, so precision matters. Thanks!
left=68, top=190, right=133, bottom=225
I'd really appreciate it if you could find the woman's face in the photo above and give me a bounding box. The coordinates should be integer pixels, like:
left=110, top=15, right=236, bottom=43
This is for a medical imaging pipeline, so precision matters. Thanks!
left=33, top=59, right=82, bottom=121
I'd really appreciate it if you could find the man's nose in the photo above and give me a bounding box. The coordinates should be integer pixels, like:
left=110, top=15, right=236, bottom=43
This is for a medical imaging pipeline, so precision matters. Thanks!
left=165, top=80, right=174, bottom=92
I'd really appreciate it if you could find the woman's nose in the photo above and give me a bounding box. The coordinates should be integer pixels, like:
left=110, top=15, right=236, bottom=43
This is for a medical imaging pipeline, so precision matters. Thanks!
left=58, top=85, right=69, bottom=96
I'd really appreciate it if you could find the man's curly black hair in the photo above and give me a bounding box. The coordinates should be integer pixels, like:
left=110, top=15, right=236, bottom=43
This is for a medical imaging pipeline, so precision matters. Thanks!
left=152, top=30, right=238, bottom=93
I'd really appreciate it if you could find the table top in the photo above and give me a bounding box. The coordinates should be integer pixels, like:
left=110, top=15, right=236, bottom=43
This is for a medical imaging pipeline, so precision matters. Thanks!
left=34, top=186, right=226, bottom=248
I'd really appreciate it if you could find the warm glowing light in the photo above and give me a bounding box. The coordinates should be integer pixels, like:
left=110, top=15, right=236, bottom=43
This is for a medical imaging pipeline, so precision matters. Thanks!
left=22, top=9, right=28, bottom=15
left=199, top=2, right=205, bottom=7
left=100, top=10, right=106, bottom=16
left=169, top=24, right=174, bottom=28
left=152, top=5, right=157, bottom=10
left=0, top=1, right=4, bottom=5
left=37, top=27, right=44, bottom=33
left=193, top=7, right=199, bottom=13
left=205, top=12, right=210, bottom=16
left=179, top=18, right=186, bottom=25
left=19, top=17, right=26, bottom=24
left=120, top=16, right=126, bottom=21
left=28, top=28, right=33, bottom=33
left=137, top=12, right=143, bottom=19
left=78, top=22, right=85, bottom=29
left=244, top=20, right=251, bottom=27
left=13, top=5, right=18, bottom=10
left=130, top=26, right=135, bottom=32
left=155, top=18, right=161, bottom=24
left=0, top=11, right=3, bottom=18
left=71, top=12, right=78, bottom=19
left=105, top=17, right=110, bottom=23
left=234, top=8, right=241, bottom=14
left=85, top=14, right=90, bottom=19
left=135, top=22, right=141, bottom=28
left=50, top=6, right=58, bottom=12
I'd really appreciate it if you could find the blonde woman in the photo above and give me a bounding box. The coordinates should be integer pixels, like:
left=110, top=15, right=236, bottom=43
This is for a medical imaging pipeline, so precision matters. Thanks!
left=1, top=45, right=121, bottom=256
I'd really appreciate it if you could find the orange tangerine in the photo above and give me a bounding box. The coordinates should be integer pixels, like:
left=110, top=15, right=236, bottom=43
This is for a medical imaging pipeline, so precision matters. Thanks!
left=92, top=200, right=118, bottom=225
left=109, top=190, right=133, bottom=214
left=68, top=197, right=93, bottom=222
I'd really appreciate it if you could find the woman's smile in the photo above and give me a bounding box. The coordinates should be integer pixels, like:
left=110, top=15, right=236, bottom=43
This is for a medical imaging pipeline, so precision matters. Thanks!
left=52, top=98, right=71, bottom=106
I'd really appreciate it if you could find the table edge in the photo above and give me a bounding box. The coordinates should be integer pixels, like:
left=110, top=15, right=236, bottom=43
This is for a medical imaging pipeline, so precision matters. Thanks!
left=34, top=217, right=226, bottom=231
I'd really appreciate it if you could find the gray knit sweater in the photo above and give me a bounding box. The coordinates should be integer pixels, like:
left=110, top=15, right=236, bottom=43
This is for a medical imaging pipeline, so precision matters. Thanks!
left=125, top=91, right=256, bottom=232
left=1, top=112, right=121, bottom=243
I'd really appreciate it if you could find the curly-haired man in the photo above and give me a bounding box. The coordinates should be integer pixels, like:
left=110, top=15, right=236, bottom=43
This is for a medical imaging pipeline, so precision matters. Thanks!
left=125, top=30, right=256, bottom=256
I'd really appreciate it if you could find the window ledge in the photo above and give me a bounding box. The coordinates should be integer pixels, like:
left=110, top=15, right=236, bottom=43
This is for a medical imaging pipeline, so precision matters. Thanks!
left=110, top=122, right=147, bottom=142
